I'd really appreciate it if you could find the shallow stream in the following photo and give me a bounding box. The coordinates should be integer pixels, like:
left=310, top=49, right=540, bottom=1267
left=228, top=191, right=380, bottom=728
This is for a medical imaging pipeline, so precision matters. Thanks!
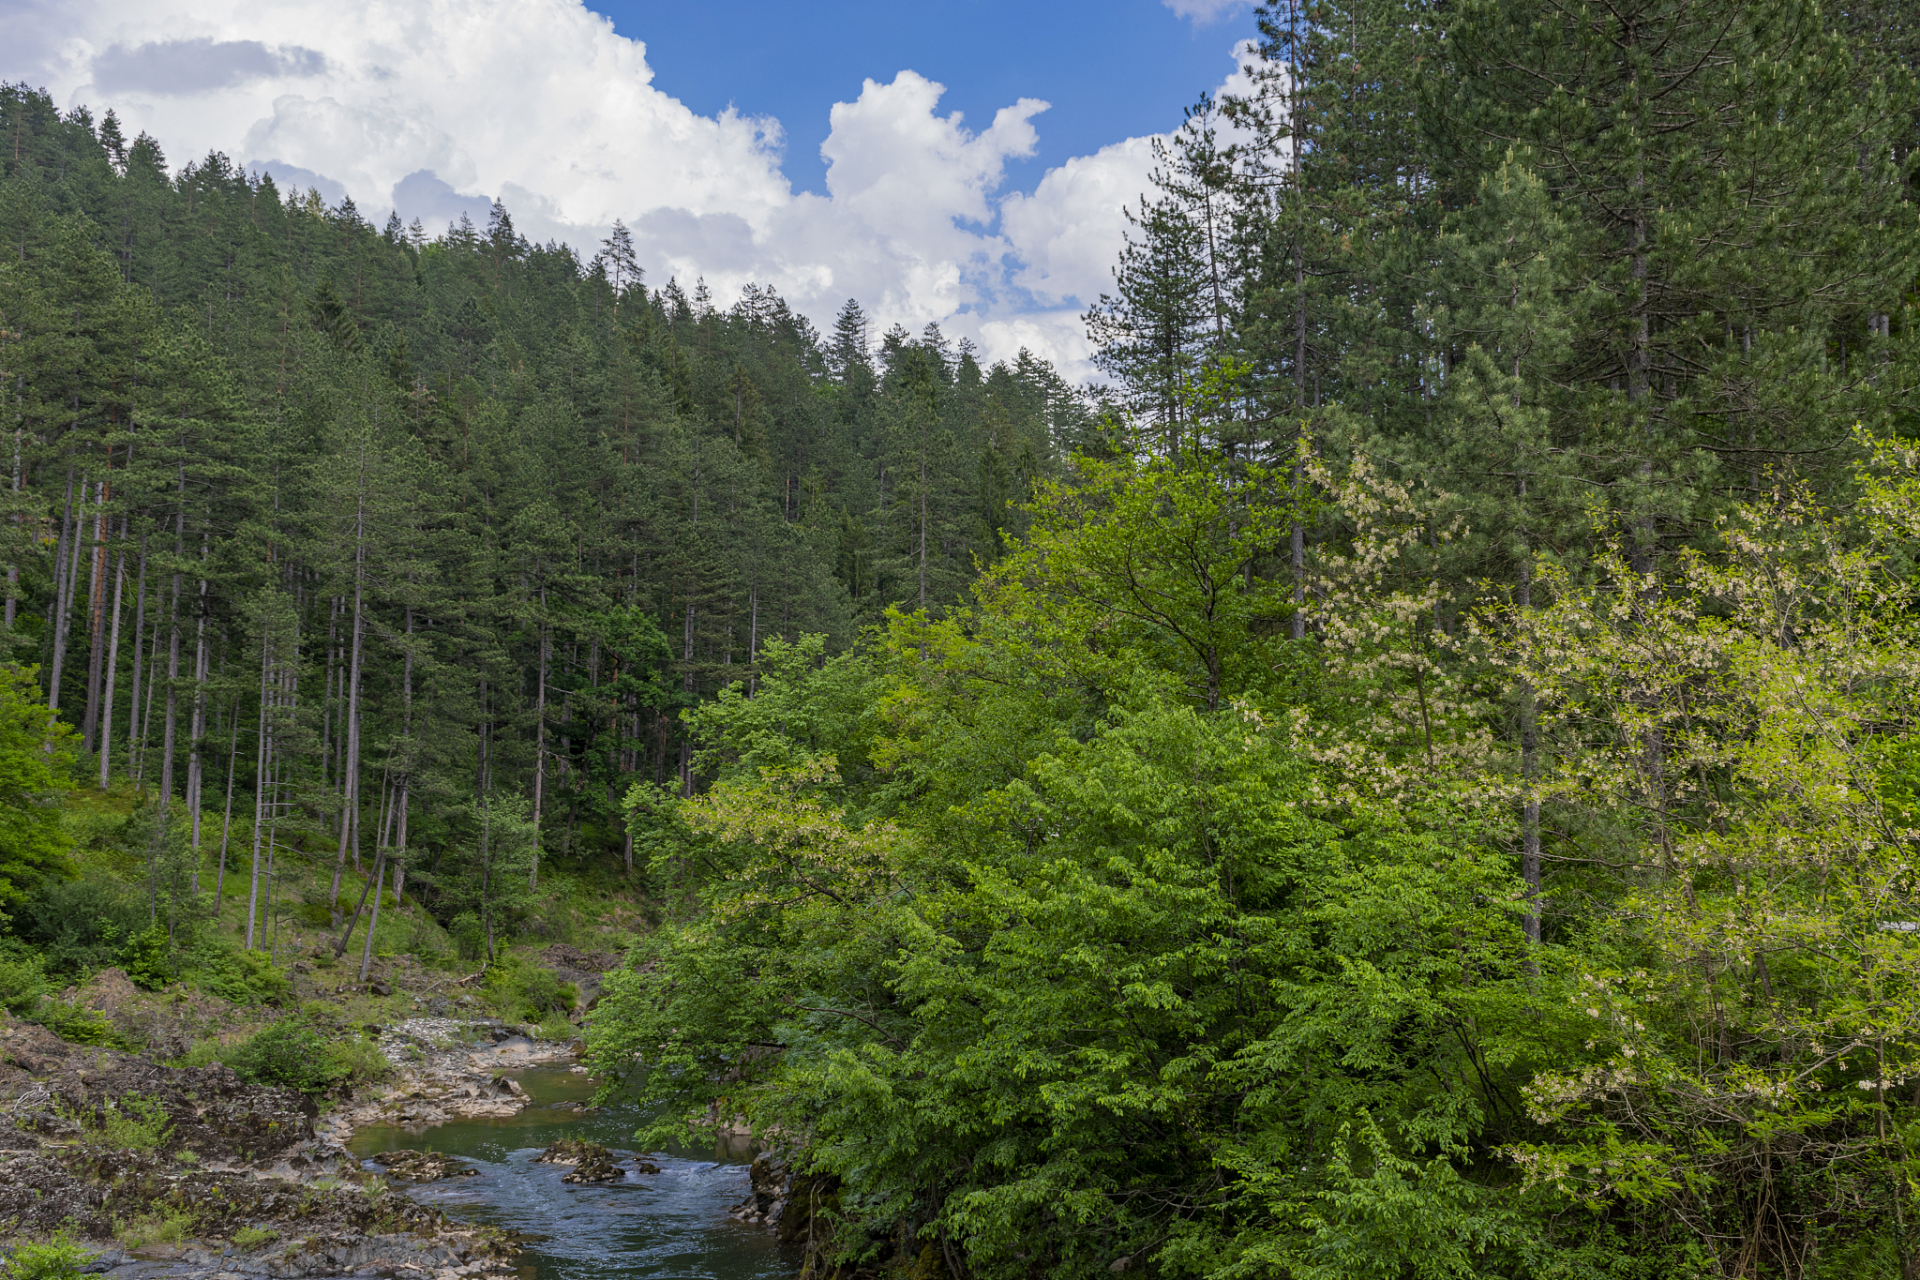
left=345, top=1069, right=799, bottom=1280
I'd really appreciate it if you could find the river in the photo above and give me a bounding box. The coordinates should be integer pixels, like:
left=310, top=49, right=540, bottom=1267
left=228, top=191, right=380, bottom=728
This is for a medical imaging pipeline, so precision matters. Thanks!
left=345, top=1068, right=800, bottom=1280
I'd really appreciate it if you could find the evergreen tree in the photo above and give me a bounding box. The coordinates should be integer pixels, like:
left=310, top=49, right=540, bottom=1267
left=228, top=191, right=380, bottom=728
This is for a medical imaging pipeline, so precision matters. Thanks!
left=1434, top=0, right=1920, bottom=554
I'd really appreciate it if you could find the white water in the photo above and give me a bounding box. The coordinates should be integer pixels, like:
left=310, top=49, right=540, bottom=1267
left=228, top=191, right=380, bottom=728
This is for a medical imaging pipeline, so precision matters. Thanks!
left=346, top=1068, right=798, bottom=1280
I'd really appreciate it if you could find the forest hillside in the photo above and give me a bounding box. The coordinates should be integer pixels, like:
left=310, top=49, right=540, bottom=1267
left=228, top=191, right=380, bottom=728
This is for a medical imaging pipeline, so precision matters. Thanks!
left=0, top=79, right=1098, bottom=941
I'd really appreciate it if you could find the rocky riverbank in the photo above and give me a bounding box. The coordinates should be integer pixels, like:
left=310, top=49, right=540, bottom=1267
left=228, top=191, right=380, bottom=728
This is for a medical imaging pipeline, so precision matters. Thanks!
left=0, top=1012, right=567, bottom=1280
left=316, top=1015, right=576, bottom=1146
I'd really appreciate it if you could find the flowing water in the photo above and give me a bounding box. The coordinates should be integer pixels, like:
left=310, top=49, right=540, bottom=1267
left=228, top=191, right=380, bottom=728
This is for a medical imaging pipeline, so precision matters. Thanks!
left=345, top=1069, right=800, bottom=1280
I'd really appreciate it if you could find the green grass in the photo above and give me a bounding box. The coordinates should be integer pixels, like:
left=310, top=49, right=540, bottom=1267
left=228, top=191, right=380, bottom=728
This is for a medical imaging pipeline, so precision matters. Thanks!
left=113, top=1205, right=193, bottom=1249
left=68, top=1093, right=172, bottom=1152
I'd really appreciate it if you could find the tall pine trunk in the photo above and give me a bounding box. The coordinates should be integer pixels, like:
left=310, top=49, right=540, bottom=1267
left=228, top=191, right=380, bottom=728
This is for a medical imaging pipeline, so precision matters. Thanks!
left=393, top=775, right=409, bottom=906
left=248, top=611, right=276, bottom=950
left=47, top=470, right=81, bottom=709
left=918, top=436, right=928, bottom=613
left=330, top=454, right=368, bottom=907
left=531, top=597, right=547, bottom=889
left=5, top=430, right=21, bottom=630
left=185, top=546, right=210, bottom=890
left=58, top=479, right=93, bottom=706
left=81, top=474, right=110, bottom=750
left=322, top=594, right=339, bottom=807
left=214, top=696, right=240, bottom=908
left=126, top=536, right=148, bottom=771
left=1286, top=0, right=1308, bottom=642
left=1518, top=537, right=1541, bottom=945
left=358, top=847, right=386, bottom=982
left=151, top=479, right=186, bottom=921
left=480, top=797, right=495, bottom=964
left=747, top=577, right=759, bottom=695
left=680, top=457, right=699, bottom=797
left=136, top=615, right=159, bottom=787
left=395, top=598, right=414, bottom=906
left=97, top=521, right=127, bottom=789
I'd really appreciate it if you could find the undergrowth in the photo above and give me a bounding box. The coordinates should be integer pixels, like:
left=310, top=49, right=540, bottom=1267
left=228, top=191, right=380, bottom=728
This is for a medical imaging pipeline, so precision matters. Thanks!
left=2, top=1233, right=95, bottom=1280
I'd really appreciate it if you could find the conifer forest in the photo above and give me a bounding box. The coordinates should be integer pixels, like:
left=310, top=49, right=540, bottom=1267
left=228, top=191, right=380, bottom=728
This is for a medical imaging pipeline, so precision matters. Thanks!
left=6, top=0, right=1920, bottom=1276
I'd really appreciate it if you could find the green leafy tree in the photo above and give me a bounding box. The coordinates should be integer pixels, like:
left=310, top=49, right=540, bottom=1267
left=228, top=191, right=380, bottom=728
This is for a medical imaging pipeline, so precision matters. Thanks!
left=0, top=665, right=74, bottom=919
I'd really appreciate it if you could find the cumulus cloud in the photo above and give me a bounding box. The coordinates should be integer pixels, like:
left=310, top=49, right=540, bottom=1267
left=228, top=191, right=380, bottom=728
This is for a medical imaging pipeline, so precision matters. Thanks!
left=389, top=169, right=493, bottom=227
left=1001, top=135, right=1159, bottom=307
left=247, top=158, right=348, bottom=207
left=7, top=0, right=1255, bottom=379
left=999, top=41, right=1267, bottom=312
left=45, top=0, right=791, bottom=231
left=92, top=38, right=325, bottom=95
left=1162, top=0, right=1255, bottom=23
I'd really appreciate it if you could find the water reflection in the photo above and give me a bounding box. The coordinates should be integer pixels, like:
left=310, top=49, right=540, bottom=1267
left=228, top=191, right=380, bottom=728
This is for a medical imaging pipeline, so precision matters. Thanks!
left=347, top=1068, right=794, bottom=1280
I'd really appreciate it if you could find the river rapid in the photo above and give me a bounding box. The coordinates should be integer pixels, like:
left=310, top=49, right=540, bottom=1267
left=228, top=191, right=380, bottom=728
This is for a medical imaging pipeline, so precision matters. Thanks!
left=345, top=1068, right=800, bottom=1280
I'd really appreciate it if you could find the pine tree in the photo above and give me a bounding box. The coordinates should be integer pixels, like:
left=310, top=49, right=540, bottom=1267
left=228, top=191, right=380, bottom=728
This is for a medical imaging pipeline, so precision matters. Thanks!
left=1086, top=193, right=1214, bottom=454
left=598, top=220, right=640, bottom=298
left=1435, top=0, right=1920, bottom=555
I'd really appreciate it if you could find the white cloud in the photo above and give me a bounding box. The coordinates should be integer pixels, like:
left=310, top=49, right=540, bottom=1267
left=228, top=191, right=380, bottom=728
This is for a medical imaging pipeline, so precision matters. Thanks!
left=999, top=40, right=1268, bottom=313
left=1161, top=0, right=1254, bottom=24
left=1001, top=134, right=1159, bottom=307
left=7, top=0, right=1256, bottom=381
left=978, top=312, right=1098, bottom=379
left=91, top=38, right=326, bottom=95
left=31, top=0, right=790, bottom=230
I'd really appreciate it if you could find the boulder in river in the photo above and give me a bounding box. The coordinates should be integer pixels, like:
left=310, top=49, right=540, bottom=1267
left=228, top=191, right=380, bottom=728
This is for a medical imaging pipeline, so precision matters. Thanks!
left=372, top=1148, right=479, bottom=1181
left=561, top=1152, right=624, bottom=1184
left=530, top=1137, right=603, bottom=1166
left=533, top=1138, right=626, bottom=1184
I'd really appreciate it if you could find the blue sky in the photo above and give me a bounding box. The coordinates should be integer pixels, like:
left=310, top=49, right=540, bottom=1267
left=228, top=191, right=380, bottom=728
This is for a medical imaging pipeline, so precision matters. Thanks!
left=593, top=0, right=1258, bottom=194
left=6, top=0, right=1266, bottom=379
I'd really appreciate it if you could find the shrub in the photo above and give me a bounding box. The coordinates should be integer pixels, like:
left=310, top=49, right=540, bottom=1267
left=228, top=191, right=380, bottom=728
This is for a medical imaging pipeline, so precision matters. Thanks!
left=119, top=926, right=172, bottom=991
left=0, top=944, right=49, bottom=1016
left=170, top=1037, right=226, bottom=1068
left=448, top=912, right=485, bottom=962
left=109, top=921, right=289, bottom=1006
left=325, top=1035, right=392, bottom=1088
left=2, top=1233, right=95, bottom=1280
left=228, top=1019, right=342, bottom=1094
left=299, top=1000, right=344, bottom=1031
left=516, top=965, right=575, bottom=1015
left=194, top=945, right=290, bottom=1006
left=228, top=1017, right=390, bottom=1094
left=481, top=956, right=575, bottom=1023
left=0, top=943, right=133, bottom=1048
left=13, top=878, right=143, bottom=981
left=33, top=998, right=128, bottom=1048
left=229, top=1226, right=277, bottom=1249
